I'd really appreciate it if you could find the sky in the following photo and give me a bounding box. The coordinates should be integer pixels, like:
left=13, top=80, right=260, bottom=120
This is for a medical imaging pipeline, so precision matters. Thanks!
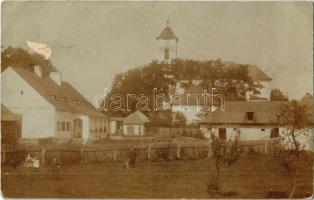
left=2, top=1, right=313, bottom=102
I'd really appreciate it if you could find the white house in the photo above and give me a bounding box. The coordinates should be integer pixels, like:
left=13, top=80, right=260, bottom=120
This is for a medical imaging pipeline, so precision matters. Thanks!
left=2, top=66, right=109, bottom=143
left=123, top=111, right=150, bottom=136
left=199, top=101, right=283, bottom=141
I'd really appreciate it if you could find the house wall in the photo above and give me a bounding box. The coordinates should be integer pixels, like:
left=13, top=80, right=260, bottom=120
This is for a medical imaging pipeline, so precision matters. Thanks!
left=89, top=117, right=109, bottom=141
left=200, top=124, right=282, bottom=141
left=123, top=124, right=144, bottom=136
left=2, top=68, right=55, bottom=139
left=259, top=81, right=271, bottom=100
left=110, top=121, right=117, bottom=134
left=55, top=111, right=73, bottom=138
left=246, top=80, right=271, bottom=100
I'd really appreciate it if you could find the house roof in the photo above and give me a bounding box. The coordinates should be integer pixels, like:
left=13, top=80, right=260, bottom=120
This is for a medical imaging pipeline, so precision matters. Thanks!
left=124, top=111, right=150, bottom=125
left=247, top=65, right=272, bottom=81
left=110, top=117, right=125, bottom=122
left=157, top=26, right=178, bottom=40
left=223, top=61, right=272, bottom=81
left=200, top=101, right=282, bottom=124
left=1, top=104, right=21, bottom=121
left=11, top=67, right=106, bottom=118
left=249, top=94, right=269, bottom=101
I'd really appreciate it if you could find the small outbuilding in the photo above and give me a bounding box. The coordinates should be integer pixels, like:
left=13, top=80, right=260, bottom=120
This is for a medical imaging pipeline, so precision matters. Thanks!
left=1, top=104, right=22, bottom=145
left=123, top=111, right=150, bottom=136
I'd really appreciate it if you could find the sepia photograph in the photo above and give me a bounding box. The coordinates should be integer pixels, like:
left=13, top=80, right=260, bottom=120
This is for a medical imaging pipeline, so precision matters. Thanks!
left=1, top=1, right=313, bottom=198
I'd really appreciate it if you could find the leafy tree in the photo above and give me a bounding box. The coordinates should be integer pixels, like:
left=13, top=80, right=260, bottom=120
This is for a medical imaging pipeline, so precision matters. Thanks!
left=1, top=46, right=56, bottom=76
left=270, top=88, right=288, bottom=101
left=279, top=100, right=312, bottom=151
left=106, top=58, right=261, bottom=116
left=148, top=110, right=173, bottom=127
left=275, top=100, right=313, bottom=198
left=208, top=133, right=243, bottom=194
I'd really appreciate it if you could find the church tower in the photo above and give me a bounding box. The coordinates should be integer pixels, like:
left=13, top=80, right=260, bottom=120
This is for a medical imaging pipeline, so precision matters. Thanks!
left=157, top=21, right=178, bottom=63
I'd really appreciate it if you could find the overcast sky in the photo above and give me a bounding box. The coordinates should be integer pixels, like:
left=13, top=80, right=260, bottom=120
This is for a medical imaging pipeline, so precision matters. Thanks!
left=2, top=1, right=313, bottom=101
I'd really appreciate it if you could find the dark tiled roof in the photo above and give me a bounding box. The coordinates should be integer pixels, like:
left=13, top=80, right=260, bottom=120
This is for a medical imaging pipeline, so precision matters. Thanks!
left=157, top=26, right=178, bottom=40
left=124, top=111, right=150, bottom=125
left=12, top=68, right=106, bottom=118
left=200, top=101, right=282, bottom=124
left=1, top=104, right=21, bottom=121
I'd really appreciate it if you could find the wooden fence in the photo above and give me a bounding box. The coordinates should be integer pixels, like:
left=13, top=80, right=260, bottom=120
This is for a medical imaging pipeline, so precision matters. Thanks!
left=146, top=127, right=203, bottom=138
left=1, top=144, right=211, bottom=165
left=1, top=138, right=280, bottom=165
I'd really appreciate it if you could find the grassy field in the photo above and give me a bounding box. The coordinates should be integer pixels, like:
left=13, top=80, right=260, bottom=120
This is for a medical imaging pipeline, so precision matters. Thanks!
left=1, top=155, right=313, bottom=198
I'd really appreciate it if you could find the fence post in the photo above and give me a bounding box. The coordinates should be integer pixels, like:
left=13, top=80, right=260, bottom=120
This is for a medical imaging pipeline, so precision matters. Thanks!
left=42, top=148, right=45, bottom=165
left=264, top=140, right=268, bottom=154
left=80, top=148, right=84, bottom=163
left=2, top=150, right=6, bottom=163
left=148, top=145, right=151, bottom=161
left=177, top=144, right=181, bottom=159
left=113, top=148, right=117, bottom=161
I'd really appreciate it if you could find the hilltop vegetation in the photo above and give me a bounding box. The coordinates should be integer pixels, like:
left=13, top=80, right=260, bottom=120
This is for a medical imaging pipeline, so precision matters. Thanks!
left=107, top=59, right=262, bottom=116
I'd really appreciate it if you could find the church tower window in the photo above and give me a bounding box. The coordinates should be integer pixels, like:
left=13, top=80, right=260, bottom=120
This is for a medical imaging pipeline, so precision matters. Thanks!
left=164, top=49, right=169, bottom=60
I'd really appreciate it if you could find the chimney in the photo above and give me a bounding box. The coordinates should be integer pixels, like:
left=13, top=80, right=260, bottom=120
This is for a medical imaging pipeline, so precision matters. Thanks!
left=49, top=71, right=62, bottom=86
left=34, top=65, right=42, bottom=78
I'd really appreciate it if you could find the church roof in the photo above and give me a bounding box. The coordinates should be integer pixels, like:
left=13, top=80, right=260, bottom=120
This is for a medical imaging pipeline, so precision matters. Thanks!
left=157, top=26, right=178, bottom=40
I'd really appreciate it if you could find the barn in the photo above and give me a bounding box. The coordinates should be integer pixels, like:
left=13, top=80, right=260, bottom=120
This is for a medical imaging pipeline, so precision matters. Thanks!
left=1, top=104, right=22, bottom=145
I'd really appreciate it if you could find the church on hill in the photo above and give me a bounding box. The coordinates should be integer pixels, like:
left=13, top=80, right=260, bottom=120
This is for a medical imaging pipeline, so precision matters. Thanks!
left=156, top=21, right=273, bottom=123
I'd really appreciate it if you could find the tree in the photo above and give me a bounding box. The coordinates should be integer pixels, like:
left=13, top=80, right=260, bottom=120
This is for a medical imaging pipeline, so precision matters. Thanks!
left=208, top=133, right=243, bottom=194
left=105, top=58, right=262, bottom=116
left=270, top=88, right=288, bottom=101
left=1, top=46, right=56, bottom=76
left=276, top=100, right=313, bottom=198
left=148, top=110, right=173, bottom=127
left=279, top=100, right=312, bottom=151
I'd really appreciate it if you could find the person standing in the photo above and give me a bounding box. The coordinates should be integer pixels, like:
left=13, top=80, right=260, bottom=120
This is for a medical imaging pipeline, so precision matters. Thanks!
left=128, top=147, right=137, bottom=168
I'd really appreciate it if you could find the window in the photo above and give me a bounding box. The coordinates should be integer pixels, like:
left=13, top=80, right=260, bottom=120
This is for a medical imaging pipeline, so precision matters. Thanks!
left=62, top=122, right=66, bottom=131
left=20, top=90, right=24, bottom=95
left=246, top=112, right=254, bottom=121
left=261, top=129, right=265, bottom=131
left=164, top=49, right=169, bottom=60
left=218, top=128, right=227, bottom=140
left=57, top=122, right=62, bottom=131
left=66, top=122, right=71, bottom=131
left=270, top=128, right=279, bottom=138
left=95, top=119, right=99, bottom=133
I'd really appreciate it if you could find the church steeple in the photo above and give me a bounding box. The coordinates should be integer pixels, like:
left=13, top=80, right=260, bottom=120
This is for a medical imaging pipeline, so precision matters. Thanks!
left=157, top=21, right=178, bottom=63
